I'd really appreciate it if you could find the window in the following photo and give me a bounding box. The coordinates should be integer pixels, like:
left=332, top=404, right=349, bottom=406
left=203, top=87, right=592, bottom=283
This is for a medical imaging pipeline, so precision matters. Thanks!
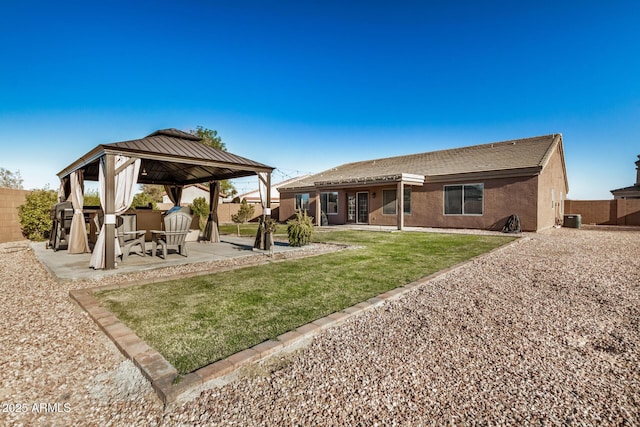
left=382, top=188, right=412, bottom=215
left=382, top=190, right=396, bottom=215
left=320, top=192, right=338, bottom=215
left=295, top=193, right=309, bottom=211
left=444, top=184, right=483, bottom=215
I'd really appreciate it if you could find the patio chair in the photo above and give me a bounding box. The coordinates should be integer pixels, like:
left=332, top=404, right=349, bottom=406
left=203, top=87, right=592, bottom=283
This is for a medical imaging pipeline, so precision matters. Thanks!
left=151, top=210, right=192, bottom=259
left=116, top=214, right=147, bottom=261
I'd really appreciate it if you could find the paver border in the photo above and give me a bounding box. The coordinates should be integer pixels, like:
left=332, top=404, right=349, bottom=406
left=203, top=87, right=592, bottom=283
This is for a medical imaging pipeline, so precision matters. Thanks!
left=69, top=235, right=526, bottom=409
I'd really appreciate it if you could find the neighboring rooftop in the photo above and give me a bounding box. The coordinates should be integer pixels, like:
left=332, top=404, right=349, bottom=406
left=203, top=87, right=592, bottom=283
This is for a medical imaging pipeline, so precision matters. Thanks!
left=279, top=134, right=564, bottom=190
left=611, top=154, right=640, bottom=199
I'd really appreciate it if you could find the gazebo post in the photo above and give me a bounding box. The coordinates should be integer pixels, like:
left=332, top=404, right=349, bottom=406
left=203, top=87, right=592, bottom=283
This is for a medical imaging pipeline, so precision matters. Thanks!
left=104, top=153, right=116, bottom=269
left=397, top=180, right=404, bottom=231
left=265, top=172, right=272, bottom=250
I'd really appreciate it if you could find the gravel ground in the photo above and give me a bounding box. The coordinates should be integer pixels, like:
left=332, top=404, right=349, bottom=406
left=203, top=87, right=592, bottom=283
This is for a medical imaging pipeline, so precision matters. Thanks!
left=1, top=226, right=639, bottom=426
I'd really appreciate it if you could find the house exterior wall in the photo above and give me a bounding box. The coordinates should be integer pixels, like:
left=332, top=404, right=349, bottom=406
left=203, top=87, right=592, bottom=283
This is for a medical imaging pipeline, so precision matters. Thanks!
left=536, top=143, right=568, bottom=230
left=279, top=175, right=541, bottom=231
left=406, top=177, right=539, bottom=231
left=279, top=191, right=315, bottom=222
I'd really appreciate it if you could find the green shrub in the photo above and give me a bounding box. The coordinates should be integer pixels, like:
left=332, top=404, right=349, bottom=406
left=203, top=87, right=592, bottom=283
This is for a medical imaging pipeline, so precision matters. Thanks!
left=131, top=192, right=157, bottom=210
left=286, top=210, right=315, bottom=247
left=18, top=188, right=58, bottom=241
left=84, top=189, right=101, bottom=206
left=191, top=197, right=210, bottom=231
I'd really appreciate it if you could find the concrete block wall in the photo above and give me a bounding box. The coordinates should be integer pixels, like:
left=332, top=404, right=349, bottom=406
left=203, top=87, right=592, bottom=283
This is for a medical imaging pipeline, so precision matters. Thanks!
left=0, top=188, right=31, bottom=243
left=564, top=199, right=640, bottom=226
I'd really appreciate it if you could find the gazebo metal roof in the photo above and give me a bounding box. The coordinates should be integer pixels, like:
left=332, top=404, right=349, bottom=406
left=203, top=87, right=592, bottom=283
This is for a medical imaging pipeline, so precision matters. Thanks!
left=57, top=128, right=274, bottom=184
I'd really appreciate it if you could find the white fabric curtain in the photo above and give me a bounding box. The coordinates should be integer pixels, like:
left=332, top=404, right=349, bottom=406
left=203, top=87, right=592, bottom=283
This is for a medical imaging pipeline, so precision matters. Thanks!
left=258, top=172, right=268, bottom=209
left=68, top=170, right=90, bottom=253
left=89, top=155, right=141, bottom=269
left=57, top=179, right=67, bottom=203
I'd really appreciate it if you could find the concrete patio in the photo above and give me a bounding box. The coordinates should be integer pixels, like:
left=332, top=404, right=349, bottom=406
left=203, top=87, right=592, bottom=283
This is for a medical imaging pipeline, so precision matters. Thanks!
left=31, top=235, right=297, bottom=281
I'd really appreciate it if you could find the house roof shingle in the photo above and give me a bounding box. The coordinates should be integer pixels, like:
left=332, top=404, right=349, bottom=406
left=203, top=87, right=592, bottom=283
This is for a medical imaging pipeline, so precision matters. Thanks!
left=279, top=134, right=565, bottom=190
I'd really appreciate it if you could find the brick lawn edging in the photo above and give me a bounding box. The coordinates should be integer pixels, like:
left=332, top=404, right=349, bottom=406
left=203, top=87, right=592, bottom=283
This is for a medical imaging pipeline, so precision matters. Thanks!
left=69, top=236, right=525, bottom=409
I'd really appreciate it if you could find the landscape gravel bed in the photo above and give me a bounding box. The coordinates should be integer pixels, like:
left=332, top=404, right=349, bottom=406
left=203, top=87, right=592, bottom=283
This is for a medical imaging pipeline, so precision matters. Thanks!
left=1, top=226, right=639, bottom=426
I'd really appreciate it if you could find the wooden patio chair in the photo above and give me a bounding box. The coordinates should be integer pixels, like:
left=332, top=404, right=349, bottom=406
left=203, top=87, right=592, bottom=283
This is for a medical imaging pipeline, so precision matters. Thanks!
left=116, top=214, right=147, bottom=261
left=151, top=210, right=192, bottom=259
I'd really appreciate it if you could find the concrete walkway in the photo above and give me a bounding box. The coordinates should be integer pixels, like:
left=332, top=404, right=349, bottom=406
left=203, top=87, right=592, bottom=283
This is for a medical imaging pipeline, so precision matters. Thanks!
left=31, top=236, right=296, bottom=281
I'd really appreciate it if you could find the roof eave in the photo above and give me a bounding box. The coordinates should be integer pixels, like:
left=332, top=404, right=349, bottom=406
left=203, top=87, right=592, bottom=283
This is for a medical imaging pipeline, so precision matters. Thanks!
left=425, top=166, right=543, bottom=183
left=57, top=145, right=106, bottom=179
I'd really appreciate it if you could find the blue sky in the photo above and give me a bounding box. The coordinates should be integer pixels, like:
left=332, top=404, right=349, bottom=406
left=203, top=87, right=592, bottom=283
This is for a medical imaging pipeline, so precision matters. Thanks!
left=1, top=1, right=638, bottom=198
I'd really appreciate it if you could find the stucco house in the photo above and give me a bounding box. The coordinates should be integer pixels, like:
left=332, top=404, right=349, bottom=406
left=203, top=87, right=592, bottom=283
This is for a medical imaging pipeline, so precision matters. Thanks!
left=161, top=183, right=214, bottom=206
left=227, top=175, right=311, bottom=204
left=278, top=134, right=568, bottom=232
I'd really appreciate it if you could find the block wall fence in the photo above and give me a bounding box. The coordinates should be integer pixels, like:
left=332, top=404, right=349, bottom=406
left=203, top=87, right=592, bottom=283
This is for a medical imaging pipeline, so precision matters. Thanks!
left=0, top=187, right=280, bottom=244
left=1, top=187, right=638, bottom=244
left=0, top=188, right=31, bottom=243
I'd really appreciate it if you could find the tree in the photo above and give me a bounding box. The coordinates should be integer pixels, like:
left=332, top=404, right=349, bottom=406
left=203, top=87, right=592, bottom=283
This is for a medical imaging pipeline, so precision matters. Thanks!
left=0, top=167, right=24, bottom=189
left=138, top=184, right=165, bottom=205
left=231, top=199, right=255, bottom=236
left=189, top=126, right=237, bottom=197
left=131, top=192, right=157, bottom=209
left=190, top=126, right=226, bottom=150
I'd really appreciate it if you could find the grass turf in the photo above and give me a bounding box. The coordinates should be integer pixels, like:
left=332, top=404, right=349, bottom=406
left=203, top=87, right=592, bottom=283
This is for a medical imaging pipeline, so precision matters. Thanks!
left=96, top=230, right=515, bottom=374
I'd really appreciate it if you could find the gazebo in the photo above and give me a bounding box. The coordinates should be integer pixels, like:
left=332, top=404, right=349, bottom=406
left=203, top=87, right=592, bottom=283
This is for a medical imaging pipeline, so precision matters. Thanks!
left=57, top=129, right=274, bottom=270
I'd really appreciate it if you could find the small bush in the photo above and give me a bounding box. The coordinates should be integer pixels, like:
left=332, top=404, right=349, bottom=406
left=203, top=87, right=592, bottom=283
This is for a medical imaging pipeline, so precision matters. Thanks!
left=287, top=210, right=314, bottom=247
left=18, top=188, right=58, bottom=241
left=191, top=197, right=210, bottom=231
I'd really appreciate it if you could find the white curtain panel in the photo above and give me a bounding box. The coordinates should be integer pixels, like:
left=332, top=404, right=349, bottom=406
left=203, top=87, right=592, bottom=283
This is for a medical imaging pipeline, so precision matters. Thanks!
left=89, top=155, right=141, bottom=269
left=57, top=179, right=66, bottom=203
left=258, top=172, right=268, bottom=209
left=67, top=170, right=90, bottom=254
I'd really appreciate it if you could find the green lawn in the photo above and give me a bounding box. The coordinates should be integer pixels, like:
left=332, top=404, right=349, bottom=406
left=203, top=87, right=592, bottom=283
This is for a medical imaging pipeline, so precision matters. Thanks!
left=96, top=230, right=515, bottom=374
left=218, top=222, right=288, bottom=236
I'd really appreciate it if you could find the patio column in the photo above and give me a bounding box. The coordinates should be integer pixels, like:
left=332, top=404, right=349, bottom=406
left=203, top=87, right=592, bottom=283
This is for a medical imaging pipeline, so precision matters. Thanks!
left=265, top=172, right=272, bottom=250
left=104, top=153, right=116, bottom=269
left=315, top=189, right=321, bottom=226
left=397, top=180, right=404, bottom=231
